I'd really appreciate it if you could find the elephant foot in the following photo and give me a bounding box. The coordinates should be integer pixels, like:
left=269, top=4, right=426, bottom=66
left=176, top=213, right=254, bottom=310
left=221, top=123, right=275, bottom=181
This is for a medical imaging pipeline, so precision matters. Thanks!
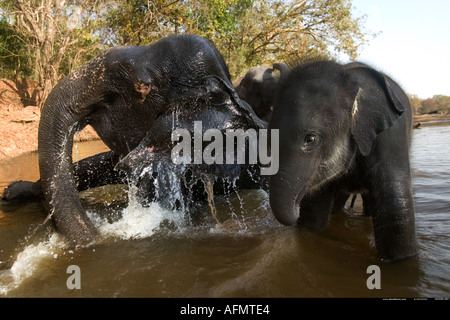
left=378, top=246, right=417, bottom=262
left=2, top=180, right=43, bottom=202
left=373, top=215, right=417, bottom=262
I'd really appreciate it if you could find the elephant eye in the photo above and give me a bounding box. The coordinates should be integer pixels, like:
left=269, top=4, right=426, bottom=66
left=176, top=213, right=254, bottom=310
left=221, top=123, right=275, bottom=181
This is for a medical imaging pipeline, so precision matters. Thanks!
left=302, top=133, right=321, bottom=151
left=305, top=134, right=316, bottom=144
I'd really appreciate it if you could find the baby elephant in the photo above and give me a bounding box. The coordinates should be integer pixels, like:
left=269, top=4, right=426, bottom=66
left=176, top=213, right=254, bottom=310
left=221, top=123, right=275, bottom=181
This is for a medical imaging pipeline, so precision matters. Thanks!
left=234, top=63, right=289, bottom=122
left=269, top=60, right=416, bottom=262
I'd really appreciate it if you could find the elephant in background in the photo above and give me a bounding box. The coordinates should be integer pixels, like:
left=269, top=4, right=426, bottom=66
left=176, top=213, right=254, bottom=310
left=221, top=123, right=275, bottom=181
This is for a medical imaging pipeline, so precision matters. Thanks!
left=268, top=60, right=417, bottom=262
left=234, top=63, right=289, bottom=122
left=3, top=34, right=266, bottom=245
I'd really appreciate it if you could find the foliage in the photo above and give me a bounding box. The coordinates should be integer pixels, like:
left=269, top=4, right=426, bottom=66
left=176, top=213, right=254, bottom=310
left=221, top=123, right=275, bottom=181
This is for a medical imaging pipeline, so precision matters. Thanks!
left=408, top=94, right=450, bottom=115
left=421, top=95, right=450, bottom=115
left=0, top=0, right=105, bottom=108
left=98, top=0, right=371, bottom=77
left=0, top=0, right=372, bottom=107
left=0, top=15, right=29, bottom=78
left=408, top=94, right=422, bottom=115
left=101, top=0, right=188, bottom=46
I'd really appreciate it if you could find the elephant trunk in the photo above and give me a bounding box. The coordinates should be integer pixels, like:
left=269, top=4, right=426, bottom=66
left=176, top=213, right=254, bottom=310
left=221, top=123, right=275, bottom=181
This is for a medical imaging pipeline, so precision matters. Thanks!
left=38, top=57, right=106, bottom=244
left=269, top=169, right=306, bottom=226
left=272, top=62, right=290, bottom=81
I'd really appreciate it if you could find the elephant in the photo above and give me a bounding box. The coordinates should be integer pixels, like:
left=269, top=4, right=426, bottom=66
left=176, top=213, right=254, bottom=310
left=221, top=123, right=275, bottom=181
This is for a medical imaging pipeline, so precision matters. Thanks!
left=268, top=60, right=417, bottom=262
left=234, top=63, right=289, bottom=122
left=3, top=34, right=266, bottom=245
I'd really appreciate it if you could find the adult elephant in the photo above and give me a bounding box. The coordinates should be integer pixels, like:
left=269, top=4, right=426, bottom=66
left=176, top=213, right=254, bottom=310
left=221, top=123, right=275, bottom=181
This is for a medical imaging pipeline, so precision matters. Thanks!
left=268, top=60, right=416, bottom=262
left=30, top=34, right=264, bottom=245
left=234, top=63, right=289, bottom=122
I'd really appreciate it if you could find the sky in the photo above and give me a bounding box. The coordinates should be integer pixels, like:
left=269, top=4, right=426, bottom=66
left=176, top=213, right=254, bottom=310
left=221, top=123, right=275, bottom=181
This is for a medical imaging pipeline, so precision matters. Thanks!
left=343, top=0, right=450, bottom=98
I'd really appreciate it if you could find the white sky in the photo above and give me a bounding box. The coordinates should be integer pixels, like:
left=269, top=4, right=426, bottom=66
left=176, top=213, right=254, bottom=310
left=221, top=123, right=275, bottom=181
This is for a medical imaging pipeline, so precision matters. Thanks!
left=343, top=0, right=450, bottom=98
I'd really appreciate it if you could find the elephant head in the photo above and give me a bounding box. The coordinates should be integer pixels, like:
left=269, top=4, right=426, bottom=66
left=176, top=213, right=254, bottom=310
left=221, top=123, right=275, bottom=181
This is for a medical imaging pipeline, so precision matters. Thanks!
left=268, top=60, right=416, bottom=261
left=116, top=75, right=265, bottom=211
left=235, top=63, right=289, bottom=122
left=37, top=35, right=264, bottom=245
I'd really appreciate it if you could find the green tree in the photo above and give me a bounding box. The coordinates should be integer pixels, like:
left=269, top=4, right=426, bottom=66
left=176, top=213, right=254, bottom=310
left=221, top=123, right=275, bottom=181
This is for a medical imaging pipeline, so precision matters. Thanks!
left=421, top=98, right=438, bottom=114
left=0, top=0, right=372, bottom=106
left=0, top=0, right=106, bottom=108
left=0, top=15, right=29, bottom=78
left=188, top=0, right=370, bottom=77
left=408, top=94, right=422, bottom=115
left=432, top=95, right=450, bottom=114
left=102, top=0, right=189, bottom=46
left=100, top=0, right=370, bottom=78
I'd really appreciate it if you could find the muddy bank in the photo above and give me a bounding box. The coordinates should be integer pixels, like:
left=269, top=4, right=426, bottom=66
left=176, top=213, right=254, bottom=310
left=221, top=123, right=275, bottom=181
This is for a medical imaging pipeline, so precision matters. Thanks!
left=0, top=108, right=99, bottom=161
left=0, top=77, right=99, bottom=161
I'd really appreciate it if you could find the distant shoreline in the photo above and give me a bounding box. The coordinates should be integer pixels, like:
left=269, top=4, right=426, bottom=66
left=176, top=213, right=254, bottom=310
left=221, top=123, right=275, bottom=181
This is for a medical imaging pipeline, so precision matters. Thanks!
left=413, top=114, right=450, bottom=127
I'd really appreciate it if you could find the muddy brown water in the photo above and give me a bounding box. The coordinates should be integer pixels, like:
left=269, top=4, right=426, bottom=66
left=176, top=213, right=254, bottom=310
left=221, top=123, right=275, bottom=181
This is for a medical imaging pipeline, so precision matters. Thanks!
left=0, top=124, right=449, bottom=298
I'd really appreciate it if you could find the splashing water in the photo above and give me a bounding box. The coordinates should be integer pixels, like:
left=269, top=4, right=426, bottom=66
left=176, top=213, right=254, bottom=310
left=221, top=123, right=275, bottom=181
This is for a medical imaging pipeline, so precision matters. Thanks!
left=199, top=173, right=220, bottom=225
left=0, top=233, right=68, bottom=295
left=88, top=183, right=187, bottom=241
left=0, top=188, right=186, bottom=295
left=0, top=184, right=272, bottom=296
left=0, top=149, right=268, bottom=296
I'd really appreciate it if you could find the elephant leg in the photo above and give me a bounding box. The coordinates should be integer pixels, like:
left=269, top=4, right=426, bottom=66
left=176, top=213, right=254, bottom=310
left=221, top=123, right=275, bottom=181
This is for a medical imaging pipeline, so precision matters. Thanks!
left=363, top=168, right=416, bottom=261
left=298, top=186, right=334, bottom=229
left=2, top=180, right=43, bottom=202
left=73, top=151, right=127, bottom=191
left=330, top=188, right=351, bottom=215
left=2, top=151, right=126, bottom=203
left=299, top=187, right=350, bottom=227
left=361, top=193, right=370, bottom=216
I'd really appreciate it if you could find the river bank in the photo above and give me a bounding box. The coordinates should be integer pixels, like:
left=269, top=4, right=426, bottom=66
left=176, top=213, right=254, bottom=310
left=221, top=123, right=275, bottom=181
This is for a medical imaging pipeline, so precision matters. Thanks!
left=0, top=105, right=98, bottom=161
left=0, top=79, right=98, bottom=161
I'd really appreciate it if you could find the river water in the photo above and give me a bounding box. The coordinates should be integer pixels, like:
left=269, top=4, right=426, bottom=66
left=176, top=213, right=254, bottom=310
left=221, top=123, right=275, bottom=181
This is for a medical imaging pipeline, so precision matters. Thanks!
left=0, top=123, right=449, bottom=298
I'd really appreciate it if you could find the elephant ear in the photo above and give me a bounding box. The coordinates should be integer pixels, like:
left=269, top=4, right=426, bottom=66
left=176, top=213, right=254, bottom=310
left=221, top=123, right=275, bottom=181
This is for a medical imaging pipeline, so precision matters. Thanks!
left=207, top=75, right=266, bottom=129
left=345, top=63, right=407, bottom=156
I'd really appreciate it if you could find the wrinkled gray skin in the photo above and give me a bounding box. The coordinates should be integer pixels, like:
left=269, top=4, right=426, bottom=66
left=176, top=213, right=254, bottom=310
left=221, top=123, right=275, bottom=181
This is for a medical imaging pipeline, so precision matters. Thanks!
left=234, top=63, right=289, bottom=122
left=3, top=35, right=265, bottom=245
left=269, top=60, right=417, bottom=262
